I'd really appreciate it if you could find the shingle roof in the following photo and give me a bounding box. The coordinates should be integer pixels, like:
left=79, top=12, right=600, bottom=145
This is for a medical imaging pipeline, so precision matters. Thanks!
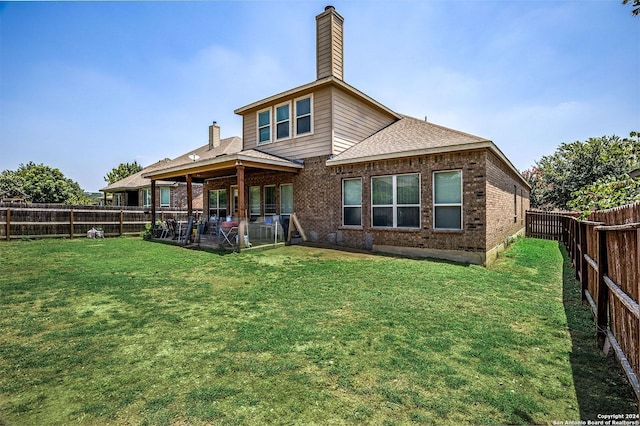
left=153, top=136, right=243, bottom=172
left=327, top=115, right=490, bottom=165
left=100, top=159, right=175, bottom=192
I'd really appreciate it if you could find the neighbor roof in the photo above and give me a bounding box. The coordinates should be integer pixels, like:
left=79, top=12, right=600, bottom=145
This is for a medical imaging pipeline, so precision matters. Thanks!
left=326, top=115, right=529, bottom=188
left=100, top=159, right=175, bottom=192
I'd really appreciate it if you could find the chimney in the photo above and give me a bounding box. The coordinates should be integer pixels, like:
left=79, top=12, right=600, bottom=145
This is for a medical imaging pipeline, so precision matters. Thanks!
left=209, top=121, right=221, bottom=149
left=316, top=5, right=344, bottom=80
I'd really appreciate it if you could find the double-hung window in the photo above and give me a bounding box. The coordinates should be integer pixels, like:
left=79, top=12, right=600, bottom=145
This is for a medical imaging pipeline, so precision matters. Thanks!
left=258, top=108, right=271, bottom=144
left=275, top=102, right=291, bottom=140
left=209, top=189, right=227, bottom=219
left=342, top=178, right=362, bottom=226
left=371, top=174, right=420, bottom=228
left=433, top=170, right=462, bottom=230
left=160, top=187, right=170, bottom=207
left=295, top=96, right=312, bottom=136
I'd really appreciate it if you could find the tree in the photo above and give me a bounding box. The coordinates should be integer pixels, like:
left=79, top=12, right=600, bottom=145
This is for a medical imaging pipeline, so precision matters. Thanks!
left=104, top=161, right=143, bottom=185
left=622, top=0, right=640, bottom=16
left=522, top=132, right=639, bottom=210
left=0, top=162, right=92, bottom=204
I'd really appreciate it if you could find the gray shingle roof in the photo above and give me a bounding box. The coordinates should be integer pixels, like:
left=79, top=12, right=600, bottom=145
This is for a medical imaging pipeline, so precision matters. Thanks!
left=100, top=159, right=175, bottom=192
left=327, top=115, right=490, bottom=165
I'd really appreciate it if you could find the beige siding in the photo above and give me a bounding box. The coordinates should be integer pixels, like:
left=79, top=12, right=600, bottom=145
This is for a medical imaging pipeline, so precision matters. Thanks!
left=242, top=87, right=333, bottom=160
left=332, top=87, right=396, bottom=155
left=316, top=11, right=343, bottom=80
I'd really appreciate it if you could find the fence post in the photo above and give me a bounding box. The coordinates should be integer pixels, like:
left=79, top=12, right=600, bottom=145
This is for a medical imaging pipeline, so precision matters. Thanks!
left=596, top=228, right=609, bottom=350
left=120, top=210, right=124, bottom=236
left=6, top=208, right=10, bottom=241
left=69, top=209, right=74, bottom=239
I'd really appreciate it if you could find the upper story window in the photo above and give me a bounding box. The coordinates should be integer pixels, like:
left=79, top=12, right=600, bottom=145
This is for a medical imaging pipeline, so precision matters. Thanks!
left=372, top=174, right=420, bottom=228
left=275, top=102, right=291, bottom=140
left=258, top=108, right=271, bottom=144
left=160, top=187, right=170, bottom=207
left=433, top=170, right=462, bottom=230
left=295, top=96, right=312, bottom=136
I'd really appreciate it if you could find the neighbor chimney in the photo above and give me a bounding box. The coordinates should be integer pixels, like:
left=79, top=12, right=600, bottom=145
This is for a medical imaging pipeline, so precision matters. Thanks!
left=316, top=5, right=344, bottom=80
left=209, top=121, right=221, bottom=149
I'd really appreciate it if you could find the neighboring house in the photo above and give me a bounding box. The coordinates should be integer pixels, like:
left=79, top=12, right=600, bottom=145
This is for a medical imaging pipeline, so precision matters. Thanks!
left=144, top=6, right=530, bottom=265
left=100, top=158, right=204, bottom=210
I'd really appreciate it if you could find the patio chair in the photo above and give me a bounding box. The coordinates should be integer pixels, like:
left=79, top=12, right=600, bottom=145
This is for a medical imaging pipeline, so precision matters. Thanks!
left=159, top=221, right=170, bottom=239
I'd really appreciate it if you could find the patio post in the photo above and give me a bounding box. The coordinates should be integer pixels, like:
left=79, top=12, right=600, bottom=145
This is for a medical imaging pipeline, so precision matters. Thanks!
left=151, top=179, right=157, bottom=226
left=236, top=163, right=246, bottom=249
left=186, top=174, right=193, bottom=218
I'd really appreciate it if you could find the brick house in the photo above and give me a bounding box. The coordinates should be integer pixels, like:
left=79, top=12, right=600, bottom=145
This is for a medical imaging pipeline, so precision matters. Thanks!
left=145, top=6, right=530, bottom=265
left=100, top=158, right=204, bottom=210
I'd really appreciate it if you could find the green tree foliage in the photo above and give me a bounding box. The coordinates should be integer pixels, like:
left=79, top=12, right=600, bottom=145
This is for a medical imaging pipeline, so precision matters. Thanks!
left=622, top=0, right=640, bottom=16
left=104, top=161, right=143, bottom=185
left=522, top=132, right=639, bottom=211
left=568, top=176, right=640, bottom=211
left=0, top=162, right=91, bottom=204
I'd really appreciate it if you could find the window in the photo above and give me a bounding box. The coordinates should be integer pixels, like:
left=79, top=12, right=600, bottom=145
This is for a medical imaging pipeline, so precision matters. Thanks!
left=280, top=184, right=293, bottom=218
left=371, top=174, right=420, bottom=228
left=433, top=170, right=462, bottom=230
left=295, top=96, right=312, bottom=136
left=264, top=185, right=276, bottom=215
left=514, top=185, right=518, bottom=223
left=143, top=188, right=152, bottom=207
left=209, top=189, right=227, bottom=219
left=275, top=102, right=291, bottom=140
left=343, top=178, right=362, bottom=226
left=249, top=186, right=261, bottom=218
left=160, top=187, right=170, bottom=207
left=258, top=108, right=271, bottom=144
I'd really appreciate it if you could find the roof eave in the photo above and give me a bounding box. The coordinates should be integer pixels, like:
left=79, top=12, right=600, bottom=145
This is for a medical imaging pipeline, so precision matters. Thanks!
left=326, top=141, right=530, bottom=189
left=234, top=76, right=401, bottom=119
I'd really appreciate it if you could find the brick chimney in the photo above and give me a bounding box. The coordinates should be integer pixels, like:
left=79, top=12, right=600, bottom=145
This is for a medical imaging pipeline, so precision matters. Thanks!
left=316, top=5, right=344, bottom=80
left=209, top=121, right=221, bottom=150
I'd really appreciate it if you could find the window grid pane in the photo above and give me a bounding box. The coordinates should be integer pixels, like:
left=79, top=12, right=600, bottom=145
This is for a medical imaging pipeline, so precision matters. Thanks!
left=160, top=188, right=170, bottom=206
left=264, top=186, right=276, bottom=215
left=372, top=176, right=393, bottom=205
left=280, top=184, right=293, bottom=214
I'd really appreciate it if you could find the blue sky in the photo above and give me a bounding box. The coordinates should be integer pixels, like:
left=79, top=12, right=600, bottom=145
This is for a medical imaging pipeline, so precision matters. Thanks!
left=1, top=1, right=638, bottom=192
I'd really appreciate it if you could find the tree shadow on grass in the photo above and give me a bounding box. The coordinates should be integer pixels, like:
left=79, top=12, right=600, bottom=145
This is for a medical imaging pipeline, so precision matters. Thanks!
left=560, top=243, right=637, bottom=419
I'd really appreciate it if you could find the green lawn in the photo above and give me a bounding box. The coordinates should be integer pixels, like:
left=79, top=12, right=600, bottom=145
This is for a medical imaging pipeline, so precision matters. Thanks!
left=0, top=237, right=636, bottom=425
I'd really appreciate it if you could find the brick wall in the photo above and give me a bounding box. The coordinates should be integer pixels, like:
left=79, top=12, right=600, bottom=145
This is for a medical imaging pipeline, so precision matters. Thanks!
left=199, top=149, right=529, bottom=264
left=296, top=151, right=488, bottom=254
left=485, top=150, right=530, bottom=250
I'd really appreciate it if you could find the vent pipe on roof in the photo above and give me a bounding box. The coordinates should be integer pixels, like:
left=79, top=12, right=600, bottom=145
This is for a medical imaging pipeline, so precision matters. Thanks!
left=209, top=121, right=221, bottom=150
left=316, top=6, right=344, bottom=80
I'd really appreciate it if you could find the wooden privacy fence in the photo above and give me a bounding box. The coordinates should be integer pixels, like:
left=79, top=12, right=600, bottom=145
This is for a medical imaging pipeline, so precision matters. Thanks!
left=527, top=202, right=640, bottom=399
left=0, top=203, right=202, bottom=240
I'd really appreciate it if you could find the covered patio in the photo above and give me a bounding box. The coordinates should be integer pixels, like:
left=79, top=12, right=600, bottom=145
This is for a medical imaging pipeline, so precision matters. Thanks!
left=143, top=148, right=303, bottom=250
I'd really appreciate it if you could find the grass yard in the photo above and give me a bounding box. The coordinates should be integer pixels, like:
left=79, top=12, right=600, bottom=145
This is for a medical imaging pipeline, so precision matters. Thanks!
left=0, top=237, right=636, bottom=425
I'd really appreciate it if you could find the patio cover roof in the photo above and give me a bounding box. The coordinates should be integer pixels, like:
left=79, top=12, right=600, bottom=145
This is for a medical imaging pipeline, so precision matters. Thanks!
left=143, top=137, right=303, bottom=182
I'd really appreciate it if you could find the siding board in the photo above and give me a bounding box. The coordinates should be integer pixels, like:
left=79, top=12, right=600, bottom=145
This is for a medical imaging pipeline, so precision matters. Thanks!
left=332, top=87, right=396, bottom=154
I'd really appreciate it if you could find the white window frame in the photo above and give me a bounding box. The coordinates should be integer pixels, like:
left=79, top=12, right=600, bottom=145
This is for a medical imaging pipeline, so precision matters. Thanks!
left=342, top=178, right=362, bottom=227
left=294, top=94, right=313, bottom=136
left=274, top=101, right=292, bottom=141
left=209, top=189, right=227, bottom=218
left=160, top=187, right=170, bottom=207
left=371, top=173, right=421, bottom=229
left=143, top=188, right=152, bottom=207
left=432, top=170, right=463, bottom=231
left=257, top=107, right=272, bottom=145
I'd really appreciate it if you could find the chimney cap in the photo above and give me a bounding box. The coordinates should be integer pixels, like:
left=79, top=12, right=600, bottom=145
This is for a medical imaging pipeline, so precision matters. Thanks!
left=325, top=5, right=335, bottom=11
